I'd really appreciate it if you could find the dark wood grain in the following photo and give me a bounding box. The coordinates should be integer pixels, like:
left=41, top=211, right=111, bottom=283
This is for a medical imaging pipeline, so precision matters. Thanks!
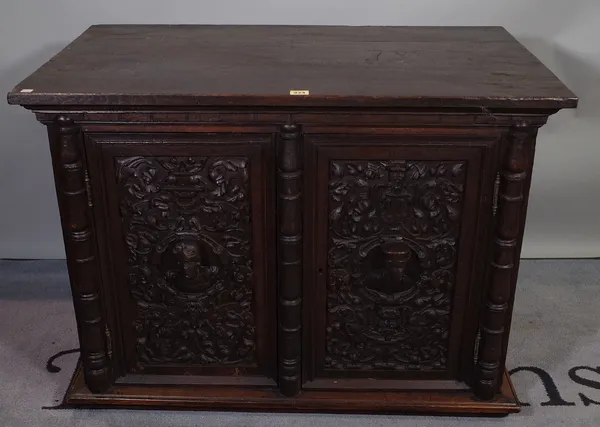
left=8, top=25, right=576, bottom=109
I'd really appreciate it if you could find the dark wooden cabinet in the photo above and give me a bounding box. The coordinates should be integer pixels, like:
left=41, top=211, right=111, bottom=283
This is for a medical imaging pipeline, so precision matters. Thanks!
left=8, top=25, right=577, bottom=415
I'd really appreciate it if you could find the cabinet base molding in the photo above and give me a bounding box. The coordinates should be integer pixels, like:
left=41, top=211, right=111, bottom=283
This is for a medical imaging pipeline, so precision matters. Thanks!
left=64, top=361, right=520, bottom=415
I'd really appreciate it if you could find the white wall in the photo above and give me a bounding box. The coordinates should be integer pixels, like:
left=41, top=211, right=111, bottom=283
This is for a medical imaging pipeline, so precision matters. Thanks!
left=1, top=0, right=599, bottom=259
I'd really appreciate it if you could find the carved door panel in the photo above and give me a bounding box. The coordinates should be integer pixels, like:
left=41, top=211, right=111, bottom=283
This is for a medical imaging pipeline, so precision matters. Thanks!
left=303, top=132, right=499, bottom=390
left=86, top=133, right=277, bottom=387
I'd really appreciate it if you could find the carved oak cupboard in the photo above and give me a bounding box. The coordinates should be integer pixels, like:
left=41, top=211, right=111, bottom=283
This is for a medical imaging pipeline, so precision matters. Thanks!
left=8, top=25, right=577, bottom=415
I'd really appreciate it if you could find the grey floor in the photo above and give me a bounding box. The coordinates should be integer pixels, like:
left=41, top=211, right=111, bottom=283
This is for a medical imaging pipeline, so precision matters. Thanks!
left=1, top=259, right=599, bottom=427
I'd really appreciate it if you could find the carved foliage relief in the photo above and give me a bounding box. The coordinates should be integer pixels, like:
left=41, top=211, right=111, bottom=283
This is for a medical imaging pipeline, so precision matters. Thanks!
left=116, top=156, right=256, bottom=367
left=326, top=160, right=466, bottom=371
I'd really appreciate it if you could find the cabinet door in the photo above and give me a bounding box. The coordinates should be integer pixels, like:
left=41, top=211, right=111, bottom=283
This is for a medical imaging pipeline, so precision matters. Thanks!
left=303, top=132, right=498, bottom=390
left=86, top=133, right=277, bottom=387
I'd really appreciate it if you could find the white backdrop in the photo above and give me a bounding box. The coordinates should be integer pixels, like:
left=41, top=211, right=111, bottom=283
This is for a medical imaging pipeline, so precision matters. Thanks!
left=1, top=0, right=598, bottom=259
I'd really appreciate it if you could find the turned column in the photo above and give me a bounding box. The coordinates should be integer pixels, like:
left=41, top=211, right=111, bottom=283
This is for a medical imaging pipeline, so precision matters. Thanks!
left=475, top=121, right=537, bottom=400
left=48, top=116, right=111, bottom=393
left=277, top=123, right=303, bottom=396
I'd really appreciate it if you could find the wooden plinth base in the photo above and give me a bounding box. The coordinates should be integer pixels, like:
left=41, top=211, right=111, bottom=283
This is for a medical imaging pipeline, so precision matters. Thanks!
left=64, top=361, right=520, bottom=415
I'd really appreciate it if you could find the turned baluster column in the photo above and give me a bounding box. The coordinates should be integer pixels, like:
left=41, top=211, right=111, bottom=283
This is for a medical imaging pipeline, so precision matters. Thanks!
left=49, top=116, right=111, bottom=393
left=277, top=123, right=303, bottom=396
left=475, top=121, right=537, bottom=400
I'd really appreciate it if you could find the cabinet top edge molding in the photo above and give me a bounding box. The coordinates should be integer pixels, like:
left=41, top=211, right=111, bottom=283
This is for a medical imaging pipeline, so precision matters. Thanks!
left=8, top=25, right=577, bottom=110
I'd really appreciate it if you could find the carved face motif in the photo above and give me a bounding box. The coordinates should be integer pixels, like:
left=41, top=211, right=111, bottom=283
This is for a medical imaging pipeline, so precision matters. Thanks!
left=161, top=238, right=219, bottom=293
left=363, top=243, right=419, bottom=298
left=173, top=241, right=203, bottom=280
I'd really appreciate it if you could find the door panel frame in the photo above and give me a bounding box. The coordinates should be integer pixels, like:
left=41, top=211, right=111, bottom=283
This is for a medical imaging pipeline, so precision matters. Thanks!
left=84, top=132, right=278, bottom=387
left=302, top=130, right=500, bottom=390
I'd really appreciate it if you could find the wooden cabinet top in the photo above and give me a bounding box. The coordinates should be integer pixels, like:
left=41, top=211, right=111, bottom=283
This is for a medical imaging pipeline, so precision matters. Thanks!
left=7, top=25, right=577, bottom=110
